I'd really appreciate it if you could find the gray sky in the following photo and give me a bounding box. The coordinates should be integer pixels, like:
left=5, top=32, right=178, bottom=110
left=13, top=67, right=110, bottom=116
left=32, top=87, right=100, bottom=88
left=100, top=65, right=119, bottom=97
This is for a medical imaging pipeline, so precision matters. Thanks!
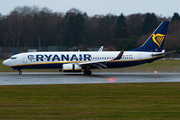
left=0, top=0, right=179, bottom=17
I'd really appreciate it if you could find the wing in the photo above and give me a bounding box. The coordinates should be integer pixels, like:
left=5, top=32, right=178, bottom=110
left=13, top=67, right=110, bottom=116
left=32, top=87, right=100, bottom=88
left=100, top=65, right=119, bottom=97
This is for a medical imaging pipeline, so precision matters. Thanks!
left=78, top=49, right=125, bottom=69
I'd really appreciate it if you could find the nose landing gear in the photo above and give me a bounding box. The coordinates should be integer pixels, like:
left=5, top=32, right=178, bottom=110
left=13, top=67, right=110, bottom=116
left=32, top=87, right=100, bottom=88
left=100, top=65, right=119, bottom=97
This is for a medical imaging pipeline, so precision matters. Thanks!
left=18, top=69, right=22, bottom=75
left=13, top=68, right=22, bottom=75
left=18, top=70, right=22, bottom=75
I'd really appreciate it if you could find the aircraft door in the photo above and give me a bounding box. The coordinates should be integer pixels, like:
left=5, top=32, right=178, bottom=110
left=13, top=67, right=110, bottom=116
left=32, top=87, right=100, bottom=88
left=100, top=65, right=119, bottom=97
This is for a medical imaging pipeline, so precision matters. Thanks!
left=22, top=55, right=27, bottom=63
left=138, top=54, right=142, bottom=63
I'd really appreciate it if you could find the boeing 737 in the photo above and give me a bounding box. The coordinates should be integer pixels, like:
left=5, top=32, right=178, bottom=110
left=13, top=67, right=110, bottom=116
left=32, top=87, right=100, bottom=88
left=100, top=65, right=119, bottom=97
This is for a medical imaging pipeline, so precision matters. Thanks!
left=3, top=21, right=169, bottom=75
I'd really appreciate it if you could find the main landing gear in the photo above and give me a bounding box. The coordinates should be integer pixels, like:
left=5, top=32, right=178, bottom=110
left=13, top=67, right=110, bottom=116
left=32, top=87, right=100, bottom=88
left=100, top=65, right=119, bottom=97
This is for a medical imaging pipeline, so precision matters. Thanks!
left=83, top=69, right=92, bottom=75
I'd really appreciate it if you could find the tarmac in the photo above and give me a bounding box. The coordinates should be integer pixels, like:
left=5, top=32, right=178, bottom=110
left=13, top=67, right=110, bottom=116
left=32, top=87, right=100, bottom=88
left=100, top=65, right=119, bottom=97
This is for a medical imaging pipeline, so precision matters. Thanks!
left=0, top=72, right=180, bottom=85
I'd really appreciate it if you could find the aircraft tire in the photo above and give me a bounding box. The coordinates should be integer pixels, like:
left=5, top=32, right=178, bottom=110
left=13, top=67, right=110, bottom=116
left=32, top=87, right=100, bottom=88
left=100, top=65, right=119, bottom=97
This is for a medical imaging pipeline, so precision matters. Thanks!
left=19, top=70, right=22, bottom=75
left=83, top=70, right=92, bottom=75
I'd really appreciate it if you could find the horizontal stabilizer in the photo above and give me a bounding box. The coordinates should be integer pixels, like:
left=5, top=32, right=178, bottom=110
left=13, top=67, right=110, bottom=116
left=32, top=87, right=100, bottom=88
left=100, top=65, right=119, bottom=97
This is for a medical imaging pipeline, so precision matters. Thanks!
left=151, top=53, right=164, bottom=56
left=151, top=50, right=176, bottom=56
left=151, top=50, right=165, bottom=56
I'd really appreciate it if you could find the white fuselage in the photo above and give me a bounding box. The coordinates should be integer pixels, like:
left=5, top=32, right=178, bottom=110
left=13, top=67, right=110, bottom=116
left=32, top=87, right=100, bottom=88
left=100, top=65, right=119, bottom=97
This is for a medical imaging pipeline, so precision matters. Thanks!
left=3, top=51, right=164, bottom=70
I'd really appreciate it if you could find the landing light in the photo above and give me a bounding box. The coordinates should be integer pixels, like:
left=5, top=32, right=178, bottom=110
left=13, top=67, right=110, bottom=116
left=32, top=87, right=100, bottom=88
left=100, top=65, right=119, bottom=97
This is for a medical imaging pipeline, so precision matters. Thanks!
left=108, top=78, right=116, bottom=82
left=154, top=71, right=157, bottom=73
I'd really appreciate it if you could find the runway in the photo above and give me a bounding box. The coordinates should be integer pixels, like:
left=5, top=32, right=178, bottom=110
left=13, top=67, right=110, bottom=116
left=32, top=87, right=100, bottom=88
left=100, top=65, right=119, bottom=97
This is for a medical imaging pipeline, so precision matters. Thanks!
left=0, top=72, right=180, bottom=85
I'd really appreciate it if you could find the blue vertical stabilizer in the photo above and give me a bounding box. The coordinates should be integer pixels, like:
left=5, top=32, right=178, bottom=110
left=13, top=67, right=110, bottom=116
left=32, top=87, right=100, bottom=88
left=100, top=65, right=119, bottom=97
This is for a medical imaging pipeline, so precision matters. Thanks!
left=129, top=21, right=169, bottom=52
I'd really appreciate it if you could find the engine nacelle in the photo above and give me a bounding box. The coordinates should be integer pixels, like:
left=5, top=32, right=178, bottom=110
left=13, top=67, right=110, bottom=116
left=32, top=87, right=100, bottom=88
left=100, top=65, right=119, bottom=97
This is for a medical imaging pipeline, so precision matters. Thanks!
left=62, top=64, right=82, bottom=72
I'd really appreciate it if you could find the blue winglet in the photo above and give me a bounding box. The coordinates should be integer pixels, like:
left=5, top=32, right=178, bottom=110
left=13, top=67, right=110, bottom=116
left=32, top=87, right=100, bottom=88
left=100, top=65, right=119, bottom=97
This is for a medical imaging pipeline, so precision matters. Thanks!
left=114, top=48, right=125, bottom=60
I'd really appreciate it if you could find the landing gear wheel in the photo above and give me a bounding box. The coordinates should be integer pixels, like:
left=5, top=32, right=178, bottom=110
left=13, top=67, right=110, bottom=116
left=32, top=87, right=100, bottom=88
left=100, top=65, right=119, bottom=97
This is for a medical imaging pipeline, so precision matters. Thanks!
left=19, top=70, right=22, bottom=75
left=83, top=70, right=92, bottom=75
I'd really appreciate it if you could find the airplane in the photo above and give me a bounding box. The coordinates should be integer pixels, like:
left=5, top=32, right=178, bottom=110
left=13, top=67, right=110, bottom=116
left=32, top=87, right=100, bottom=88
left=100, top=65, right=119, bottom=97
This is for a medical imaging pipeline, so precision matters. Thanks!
left=2, top=21, right=169, bottom=75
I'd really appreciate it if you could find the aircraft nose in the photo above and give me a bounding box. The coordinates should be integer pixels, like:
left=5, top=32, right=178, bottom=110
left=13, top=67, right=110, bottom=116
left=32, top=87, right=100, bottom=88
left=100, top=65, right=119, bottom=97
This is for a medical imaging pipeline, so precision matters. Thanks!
left=2, top=60, right=9, bottom=66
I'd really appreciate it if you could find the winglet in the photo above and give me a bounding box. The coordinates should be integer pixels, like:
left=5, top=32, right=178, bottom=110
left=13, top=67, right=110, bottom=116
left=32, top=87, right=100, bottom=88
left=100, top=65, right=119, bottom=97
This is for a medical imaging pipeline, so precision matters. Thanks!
left=113, top=48, right=125, bottom=60
left=98, top=46, right=104, bottom=52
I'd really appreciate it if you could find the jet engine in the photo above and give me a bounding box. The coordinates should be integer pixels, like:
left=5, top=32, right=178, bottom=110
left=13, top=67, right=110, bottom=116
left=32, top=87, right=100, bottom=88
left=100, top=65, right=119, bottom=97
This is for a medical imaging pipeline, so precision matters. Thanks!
left=62, top=64, right=82, bottom=72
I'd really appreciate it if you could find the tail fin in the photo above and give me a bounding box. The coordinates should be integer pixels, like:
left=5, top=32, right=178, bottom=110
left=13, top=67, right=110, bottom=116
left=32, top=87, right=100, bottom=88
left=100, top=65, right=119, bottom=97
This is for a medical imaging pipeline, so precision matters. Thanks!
left=130, top=21, right=169, bottom=52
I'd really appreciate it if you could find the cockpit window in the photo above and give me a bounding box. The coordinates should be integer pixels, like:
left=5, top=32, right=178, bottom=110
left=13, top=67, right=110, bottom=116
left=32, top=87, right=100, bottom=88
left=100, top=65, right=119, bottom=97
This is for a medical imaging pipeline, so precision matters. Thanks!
left=10, top=57, right=17, bottom=60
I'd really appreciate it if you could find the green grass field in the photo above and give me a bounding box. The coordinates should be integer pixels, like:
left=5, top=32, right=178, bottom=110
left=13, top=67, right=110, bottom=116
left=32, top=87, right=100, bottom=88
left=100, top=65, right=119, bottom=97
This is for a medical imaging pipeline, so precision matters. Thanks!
left=0, top=83, right=180, bottom=119
left=1, top=59, right=180, bottom=73
left=1, top=60, right=180, bottom=119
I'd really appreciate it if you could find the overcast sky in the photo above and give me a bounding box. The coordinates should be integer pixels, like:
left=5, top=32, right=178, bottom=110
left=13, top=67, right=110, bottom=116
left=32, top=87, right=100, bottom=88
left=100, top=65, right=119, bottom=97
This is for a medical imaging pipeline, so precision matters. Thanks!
left=0, top=0, right=179, bottom=17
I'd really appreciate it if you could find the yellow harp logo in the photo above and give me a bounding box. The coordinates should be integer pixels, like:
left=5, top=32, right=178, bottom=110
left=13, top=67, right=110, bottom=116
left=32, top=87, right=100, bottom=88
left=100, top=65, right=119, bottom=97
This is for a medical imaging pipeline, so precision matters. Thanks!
left=152, top=33, right=165, bottom=48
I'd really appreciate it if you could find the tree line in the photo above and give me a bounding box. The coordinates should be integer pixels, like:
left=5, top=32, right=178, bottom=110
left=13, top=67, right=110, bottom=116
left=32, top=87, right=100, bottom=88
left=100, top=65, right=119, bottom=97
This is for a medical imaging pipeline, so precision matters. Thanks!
left=0, top=6, right=180, bottom=51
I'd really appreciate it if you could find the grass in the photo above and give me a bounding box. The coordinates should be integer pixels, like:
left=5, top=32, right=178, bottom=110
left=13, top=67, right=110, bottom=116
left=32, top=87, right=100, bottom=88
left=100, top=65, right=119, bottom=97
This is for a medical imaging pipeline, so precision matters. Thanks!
left=1, top=59, right=180, bottom=119
left=0, top=83, right=180, bottom=119
left=1, top=59, right=180, bottom=73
